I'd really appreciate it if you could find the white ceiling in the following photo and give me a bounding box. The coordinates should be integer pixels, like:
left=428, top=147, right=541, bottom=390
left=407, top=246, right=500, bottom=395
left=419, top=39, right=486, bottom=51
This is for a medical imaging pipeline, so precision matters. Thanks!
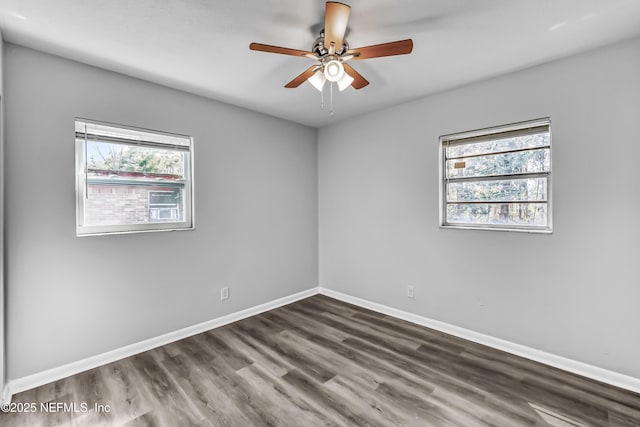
left=1, top=1, right=640, bottom=128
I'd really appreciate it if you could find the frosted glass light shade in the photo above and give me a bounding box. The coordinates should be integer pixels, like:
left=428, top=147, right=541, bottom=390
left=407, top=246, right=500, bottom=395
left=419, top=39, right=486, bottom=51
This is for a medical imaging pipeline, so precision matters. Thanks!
left=307, top=70, right=326, bottom=91
left=324, top=60, right=344, bottom=82
left=337, top=73, right=354, bottom=91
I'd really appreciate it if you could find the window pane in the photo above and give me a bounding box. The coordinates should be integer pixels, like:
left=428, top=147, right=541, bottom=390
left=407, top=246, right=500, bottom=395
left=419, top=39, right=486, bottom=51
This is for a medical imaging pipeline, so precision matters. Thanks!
left=446, top=132, right=549, bottom=159
left=84, top=183, right=185, bottom=226
left=446, top=148, right=549, bottom=179
left=446, top=203, right=548, bottom=227
left=447, top=178, right=547, bottom=203
left=87, top=141, right=185, bottom=177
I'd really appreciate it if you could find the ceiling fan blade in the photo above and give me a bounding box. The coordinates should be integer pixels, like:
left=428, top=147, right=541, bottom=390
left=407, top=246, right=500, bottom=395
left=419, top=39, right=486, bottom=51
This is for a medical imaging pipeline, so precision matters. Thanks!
left=324, top=2, right=351, bottom=51
left=250, top=42, right=316, bottom=58
left=346, top=39, right=413, bottom=60
left=284, top=66, right=319, bottom=88
left=343, top=63, right=369, bottom=90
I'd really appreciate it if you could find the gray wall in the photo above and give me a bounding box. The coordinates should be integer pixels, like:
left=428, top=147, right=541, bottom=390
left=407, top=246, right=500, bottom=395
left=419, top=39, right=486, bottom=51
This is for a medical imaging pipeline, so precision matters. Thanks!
left=4, top=44, right=318, bottom=380
left=319, top=37, right=640, bottom=378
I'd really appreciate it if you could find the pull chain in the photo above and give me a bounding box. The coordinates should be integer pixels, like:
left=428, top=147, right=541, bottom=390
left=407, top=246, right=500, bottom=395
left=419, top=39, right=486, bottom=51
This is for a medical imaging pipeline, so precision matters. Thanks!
left=320, top=84, right=324, bottom=110
left=330, top=82, right=334, bottom=118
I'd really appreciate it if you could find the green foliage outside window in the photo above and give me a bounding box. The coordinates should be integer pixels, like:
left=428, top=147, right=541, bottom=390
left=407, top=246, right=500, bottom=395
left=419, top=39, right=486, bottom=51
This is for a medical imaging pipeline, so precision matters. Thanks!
left=87, top=142, right=185, bottom=176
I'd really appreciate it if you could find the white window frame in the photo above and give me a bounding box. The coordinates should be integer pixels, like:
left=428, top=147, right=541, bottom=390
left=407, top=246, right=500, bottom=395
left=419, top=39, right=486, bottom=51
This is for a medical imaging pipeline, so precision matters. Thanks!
left=75, top=118, right=195, bottom=236
left=439, top=118, right=552, bottom=233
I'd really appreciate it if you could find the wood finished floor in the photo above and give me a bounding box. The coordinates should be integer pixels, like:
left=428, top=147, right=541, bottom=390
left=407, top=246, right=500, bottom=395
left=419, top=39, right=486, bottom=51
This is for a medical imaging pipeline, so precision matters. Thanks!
left=2, top=295, right=639, bottom=426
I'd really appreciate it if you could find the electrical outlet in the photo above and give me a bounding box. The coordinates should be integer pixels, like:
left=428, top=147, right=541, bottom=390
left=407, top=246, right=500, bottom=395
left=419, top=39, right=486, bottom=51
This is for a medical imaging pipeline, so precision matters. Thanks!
left=407, top=285, right=415, bottom=298
left=221, top=287, right=229, bottom=301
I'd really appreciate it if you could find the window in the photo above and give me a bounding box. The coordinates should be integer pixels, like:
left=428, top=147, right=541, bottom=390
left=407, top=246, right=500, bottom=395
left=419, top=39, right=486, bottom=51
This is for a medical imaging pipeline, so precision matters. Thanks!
left=75, top=118, right=194, bottom=236
left=440, top=118, right=551, bottom=232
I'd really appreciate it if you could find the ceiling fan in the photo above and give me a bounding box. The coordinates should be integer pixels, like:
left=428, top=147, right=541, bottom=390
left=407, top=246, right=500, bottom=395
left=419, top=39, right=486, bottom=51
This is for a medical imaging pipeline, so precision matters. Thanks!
left=249, top=1, right=413, bottom=92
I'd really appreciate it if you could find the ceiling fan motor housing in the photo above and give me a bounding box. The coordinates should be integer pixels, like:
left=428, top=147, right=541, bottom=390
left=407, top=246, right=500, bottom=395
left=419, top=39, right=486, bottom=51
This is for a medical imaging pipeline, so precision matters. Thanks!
left=313, top=31, right=349, bottom=57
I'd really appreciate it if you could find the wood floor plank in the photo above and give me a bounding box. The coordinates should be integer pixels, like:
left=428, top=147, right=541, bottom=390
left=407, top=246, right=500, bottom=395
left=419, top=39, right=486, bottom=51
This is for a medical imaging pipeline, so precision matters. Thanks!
left=295, top=295, right=364, bottom=319
left=175, top=335, right=285, bottom=426
left=129, top=350, right=209, bottom=426
left=94, top=358, right=153, bottom=425
left=276, top=305, right=352, bottom=342
left=221, top=326, right=292, bottom=377
left=236, top=363, right=332, bottom=426
left=306, top=309, right=535, bottom=425
left=323, top=375, right=413, bottom=426
left=123, top=411, right=161, bottom=427
left=194, top=328, right=254, bottom=371
left=282, top=369, right=387, bottom=426
left=159, top=350, right=255, bottom=426
left=341, top=335, right=534, bottom=425
left=2, top=295, right=639, bottom=426
left=233, top=316, right=337, bottom=384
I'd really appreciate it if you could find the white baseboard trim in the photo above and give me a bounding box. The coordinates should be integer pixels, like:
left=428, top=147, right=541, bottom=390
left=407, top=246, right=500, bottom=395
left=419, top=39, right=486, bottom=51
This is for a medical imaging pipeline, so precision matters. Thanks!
left=319, top=287, right=640, bottom=395
left=7, top=287, right=319, bottom=399
left=1, top=383, right=11, bottom=405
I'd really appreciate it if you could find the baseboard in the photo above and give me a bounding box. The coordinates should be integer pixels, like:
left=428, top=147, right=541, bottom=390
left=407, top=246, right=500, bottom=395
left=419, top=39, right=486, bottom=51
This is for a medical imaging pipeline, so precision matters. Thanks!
left=319, top=287, right=640, bottom=395
left=1, top=383, right=11, bottom=405
left=7, top=287, right=319, bottom=398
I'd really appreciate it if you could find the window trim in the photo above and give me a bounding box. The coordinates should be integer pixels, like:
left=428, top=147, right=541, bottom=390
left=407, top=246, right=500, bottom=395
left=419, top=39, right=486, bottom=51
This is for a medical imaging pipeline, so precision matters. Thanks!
left=75, top=118, right=195, bottom=237
left=439, top=118, right=552, bottom=233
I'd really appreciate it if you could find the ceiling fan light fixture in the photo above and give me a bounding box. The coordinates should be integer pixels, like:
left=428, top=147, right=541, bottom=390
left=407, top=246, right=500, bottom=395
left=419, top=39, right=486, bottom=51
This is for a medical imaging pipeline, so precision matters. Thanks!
left=337, top=73, right=354, bottom=91
left=324, top=60, right=344, bottom=82
left=250, top=1, right=414, bottom=116
left=308, top=69, right=326, bottom=91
